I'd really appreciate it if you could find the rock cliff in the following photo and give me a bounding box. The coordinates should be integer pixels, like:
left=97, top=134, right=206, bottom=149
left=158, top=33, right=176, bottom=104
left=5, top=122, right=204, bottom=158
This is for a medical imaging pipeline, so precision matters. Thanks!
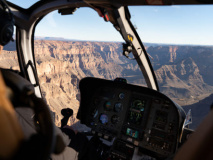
left=148, top=45, right=213, bottom=105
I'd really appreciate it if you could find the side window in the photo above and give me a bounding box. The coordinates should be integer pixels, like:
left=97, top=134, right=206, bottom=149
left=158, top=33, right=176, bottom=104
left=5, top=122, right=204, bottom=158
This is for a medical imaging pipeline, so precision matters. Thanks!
left=0, top=30, right=20, bottom=71
left=34, top=9, right=146, bottom=128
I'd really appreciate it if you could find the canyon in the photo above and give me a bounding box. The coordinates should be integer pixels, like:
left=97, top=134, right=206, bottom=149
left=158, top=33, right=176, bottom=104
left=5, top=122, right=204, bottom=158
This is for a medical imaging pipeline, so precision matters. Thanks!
left=0, top=40, right=213, bottom=128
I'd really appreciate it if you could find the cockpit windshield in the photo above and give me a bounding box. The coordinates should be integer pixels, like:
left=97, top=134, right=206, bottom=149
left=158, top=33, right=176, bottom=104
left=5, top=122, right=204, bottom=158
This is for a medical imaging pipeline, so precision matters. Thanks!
left=32, top=5, right=213, bottom=130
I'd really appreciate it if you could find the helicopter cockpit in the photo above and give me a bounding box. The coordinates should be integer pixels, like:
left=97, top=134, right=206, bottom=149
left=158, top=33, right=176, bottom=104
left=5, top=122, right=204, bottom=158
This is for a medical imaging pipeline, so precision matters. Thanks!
left=0, top=0, right=213, bottom=160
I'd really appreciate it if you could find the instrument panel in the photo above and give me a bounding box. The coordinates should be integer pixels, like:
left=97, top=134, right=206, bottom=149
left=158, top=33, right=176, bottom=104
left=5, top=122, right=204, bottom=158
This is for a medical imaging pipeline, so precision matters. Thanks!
left=77, top=77, right=186, bottom=159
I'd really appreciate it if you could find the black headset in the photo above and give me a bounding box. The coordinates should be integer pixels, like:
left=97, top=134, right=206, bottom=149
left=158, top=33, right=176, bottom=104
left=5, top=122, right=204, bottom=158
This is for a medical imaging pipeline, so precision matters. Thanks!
left=0, top=0, right=14, bottom=46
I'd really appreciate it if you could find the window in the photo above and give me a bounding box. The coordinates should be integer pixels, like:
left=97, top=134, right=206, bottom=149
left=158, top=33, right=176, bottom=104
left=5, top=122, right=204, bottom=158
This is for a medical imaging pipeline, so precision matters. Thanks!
left=34, top=8, right=146, bottom=129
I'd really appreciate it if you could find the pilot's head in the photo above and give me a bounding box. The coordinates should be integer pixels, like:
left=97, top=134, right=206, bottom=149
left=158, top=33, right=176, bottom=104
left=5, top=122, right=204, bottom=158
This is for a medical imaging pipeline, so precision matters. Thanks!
left=0, top=0, right=14, bottom=47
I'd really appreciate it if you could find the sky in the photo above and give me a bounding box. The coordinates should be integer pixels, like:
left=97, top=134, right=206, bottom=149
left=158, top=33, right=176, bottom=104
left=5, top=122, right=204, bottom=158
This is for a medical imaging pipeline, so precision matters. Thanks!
left=7, top=1, right=213, bottom=45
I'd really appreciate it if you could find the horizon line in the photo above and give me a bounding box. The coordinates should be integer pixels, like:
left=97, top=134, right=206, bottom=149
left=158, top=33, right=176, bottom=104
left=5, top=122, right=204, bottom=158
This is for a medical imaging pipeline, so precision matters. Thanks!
left=11, top=35, right=213, bottom=47
left=34, top=38, right=213, bottom=47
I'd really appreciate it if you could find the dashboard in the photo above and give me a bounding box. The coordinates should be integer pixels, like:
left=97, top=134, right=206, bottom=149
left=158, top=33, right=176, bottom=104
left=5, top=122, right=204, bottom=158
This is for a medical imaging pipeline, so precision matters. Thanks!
left=77, top=77, right=186, bottom=159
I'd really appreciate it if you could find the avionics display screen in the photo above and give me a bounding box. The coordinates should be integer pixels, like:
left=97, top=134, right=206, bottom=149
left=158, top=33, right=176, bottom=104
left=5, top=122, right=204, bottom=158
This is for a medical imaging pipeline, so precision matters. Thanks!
left=127, top=111, right=143, bottom=124
left=131, top=99, right=146, bottom=111
left=126, top=128, right=139, bottom=138
left=127, top=99, right=146, bottom=125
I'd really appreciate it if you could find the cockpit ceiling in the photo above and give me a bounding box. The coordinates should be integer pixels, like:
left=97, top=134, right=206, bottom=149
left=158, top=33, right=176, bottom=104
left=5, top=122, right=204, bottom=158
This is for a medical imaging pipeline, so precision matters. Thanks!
left=6, top=0, right=213, bottom=10
left=84, top=0, right=213, bottom=6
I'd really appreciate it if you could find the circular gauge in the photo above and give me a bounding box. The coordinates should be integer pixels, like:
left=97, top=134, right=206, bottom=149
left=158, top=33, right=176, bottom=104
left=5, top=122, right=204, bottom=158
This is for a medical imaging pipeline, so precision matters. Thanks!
left=114, top=103, right=123, bottom=112
left=119, top=93, right=125, bottom=99
left=104, top=101, right=112, bottom=111
left=111, top=115, right=120, bottom=124
left=100, top=114, right=108, bottom=124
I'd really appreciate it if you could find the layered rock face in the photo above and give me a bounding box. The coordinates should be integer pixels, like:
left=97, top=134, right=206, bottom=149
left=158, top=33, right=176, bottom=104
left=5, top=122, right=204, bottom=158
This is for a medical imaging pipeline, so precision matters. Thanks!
left=147, top=46, right=213, bottom=105
left=1, top=41, right=213, bottom=127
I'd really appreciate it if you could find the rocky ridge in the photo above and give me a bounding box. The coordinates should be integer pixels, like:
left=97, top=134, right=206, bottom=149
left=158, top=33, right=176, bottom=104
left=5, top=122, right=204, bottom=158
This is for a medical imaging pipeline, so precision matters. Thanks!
left=147, top=45, right=213, bottom=105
